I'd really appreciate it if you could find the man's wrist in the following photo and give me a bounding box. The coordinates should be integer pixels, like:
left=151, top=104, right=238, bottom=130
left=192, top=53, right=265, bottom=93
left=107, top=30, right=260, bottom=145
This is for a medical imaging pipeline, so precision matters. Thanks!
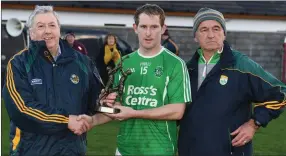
left=132, top=109, right=140, bottom=118
left=250, top=119, right=260, bottom=130
left=91, top=115, right=97, bottom=127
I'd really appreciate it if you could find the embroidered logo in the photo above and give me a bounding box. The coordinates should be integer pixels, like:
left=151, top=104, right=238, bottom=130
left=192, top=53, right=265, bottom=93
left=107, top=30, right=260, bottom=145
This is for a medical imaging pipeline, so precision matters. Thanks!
left=219, top=75, right=228, bottom=85
left=154, top=66, right=163, bottom=77
left=70, top=74, right=79, bottom=84
left=31, top=78, right=42, bottom=85
left=44, top=51, right=53, bottom=63
left=78, top=46, right=82, bottom=51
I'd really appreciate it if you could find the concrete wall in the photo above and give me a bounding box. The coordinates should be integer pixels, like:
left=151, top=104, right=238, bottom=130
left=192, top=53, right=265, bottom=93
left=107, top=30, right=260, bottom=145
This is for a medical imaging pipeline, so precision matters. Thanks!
left=88, top=26, right=285, bottom=79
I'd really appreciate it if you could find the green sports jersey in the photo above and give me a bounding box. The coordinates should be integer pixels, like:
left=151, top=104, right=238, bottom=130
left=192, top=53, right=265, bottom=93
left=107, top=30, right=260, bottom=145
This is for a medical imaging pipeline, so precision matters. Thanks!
left=113, top=47, right=192, bottom=155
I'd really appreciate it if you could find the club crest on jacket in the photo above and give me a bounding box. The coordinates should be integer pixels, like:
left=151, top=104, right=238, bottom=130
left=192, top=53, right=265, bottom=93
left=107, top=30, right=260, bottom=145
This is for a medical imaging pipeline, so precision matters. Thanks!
left=70, top=74, right=79, bottom=84
left=219, top=75, right=228, bottom=85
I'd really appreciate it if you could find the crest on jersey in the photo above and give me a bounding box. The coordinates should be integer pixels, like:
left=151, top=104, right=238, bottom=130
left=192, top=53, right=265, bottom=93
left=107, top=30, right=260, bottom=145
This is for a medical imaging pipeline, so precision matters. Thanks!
left=154, top=66, right=163, bottom=77
left=219, top=75, right=228, bottom=85
left=70, top=74, right=80, bottom=84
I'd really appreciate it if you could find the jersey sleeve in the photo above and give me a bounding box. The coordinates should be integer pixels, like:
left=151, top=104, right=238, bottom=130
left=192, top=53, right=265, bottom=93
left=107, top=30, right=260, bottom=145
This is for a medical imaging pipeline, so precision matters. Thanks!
left=167, top=60, right=192, bottom=104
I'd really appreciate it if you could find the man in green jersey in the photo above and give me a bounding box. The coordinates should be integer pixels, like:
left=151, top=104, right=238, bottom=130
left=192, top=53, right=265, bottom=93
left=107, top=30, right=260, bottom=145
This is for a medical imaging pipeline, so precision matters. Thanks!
left=77, top=3, right=191, bottom=156
left=106, top=4, right=191, bottom=155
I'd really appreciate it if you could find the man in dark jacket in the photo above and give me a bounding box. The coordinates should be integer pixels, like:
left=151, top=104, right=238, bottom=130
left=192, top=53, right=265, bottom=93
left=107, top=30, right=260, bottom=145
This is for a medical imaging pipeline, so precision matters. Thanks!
left=2, top=5, right=115, bottom=156
left=178, top=7, right=286, bottom=156
left=65, top=31, right=88, bottom=55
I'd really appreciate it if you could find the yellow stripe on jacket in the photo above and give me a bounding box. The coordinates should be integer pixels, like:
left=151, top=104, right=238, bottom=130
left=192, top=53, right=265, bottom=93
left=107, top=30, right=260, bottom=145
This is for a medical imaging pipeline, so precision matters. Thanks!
left=6, top=49, right=69, bottom=123
left=12, top=127, right=21, bottom=150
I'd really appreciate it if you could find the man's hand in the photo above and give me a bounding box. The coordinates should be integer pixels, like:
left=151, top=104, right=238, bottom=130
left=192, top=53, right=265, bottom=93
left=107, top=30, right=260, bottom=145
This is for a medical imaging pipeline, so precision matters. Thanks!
left=100, top=90, right=117, bottom=107
left=106, top=105, right=136, bottom=121
left=76, top=114, right=93, bottom=131
left=68, top=115, right=91, bottom=135
left=231, top=119, right=259, bottom=147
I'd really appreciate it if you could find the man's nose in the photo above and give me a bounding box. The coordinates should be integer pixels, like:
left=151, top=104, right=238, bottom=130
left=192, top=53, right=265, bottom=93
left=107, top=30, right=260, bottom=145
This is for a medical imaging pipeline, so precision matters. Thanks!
left=146, top=28, right=151, bottom=36
left=207, top=30, right=215, bottom=38
left=44, top=25, right=52, bottom=33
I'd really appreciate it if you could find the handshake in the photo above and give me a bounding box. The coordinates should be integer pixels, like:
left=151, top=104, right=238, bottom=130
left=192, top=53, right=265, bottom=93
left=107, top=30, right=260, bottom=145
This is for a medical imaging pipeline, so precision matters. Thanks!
left=68, top=114, right=94, bottom=135
left=67, top=91, right=118, bottom=135
left=66, top=92, right=137, bottom=135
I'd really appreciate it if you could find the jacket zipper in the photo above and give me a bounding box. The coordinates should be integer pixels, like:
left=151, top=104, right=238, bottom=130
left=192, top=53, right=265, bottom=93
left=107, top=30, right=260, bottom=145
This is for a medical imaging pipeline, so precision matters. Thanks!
left=228, top=128, right=234, bottom=155
left=52, top=63, right=57, bottom=102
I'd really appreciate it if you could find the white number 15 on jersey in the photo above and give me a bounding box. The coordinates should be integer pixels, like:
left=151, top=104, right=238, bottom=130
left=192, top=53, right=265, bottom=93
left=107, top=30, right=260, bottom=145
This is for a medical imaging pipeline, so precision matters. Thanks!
left=140, top=66, right=148, bottom=75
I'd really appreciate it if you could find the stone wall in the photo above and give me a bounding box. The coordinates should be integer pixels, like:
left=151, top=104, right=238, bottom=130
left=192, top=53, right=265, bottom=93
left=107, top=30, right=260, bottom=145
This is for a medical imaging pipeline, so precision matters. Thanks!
left=93, top=26, right=285, bottom=79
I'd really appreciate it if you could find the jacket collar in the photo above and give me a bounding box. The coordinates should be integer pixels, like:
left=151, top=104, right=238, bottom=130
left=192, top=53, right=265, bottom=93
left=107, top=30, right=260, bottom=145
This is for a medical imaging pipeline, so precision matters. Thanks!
left=187, top=40, right=235, bottom=70
left=29, top=39, right=76, bottom=64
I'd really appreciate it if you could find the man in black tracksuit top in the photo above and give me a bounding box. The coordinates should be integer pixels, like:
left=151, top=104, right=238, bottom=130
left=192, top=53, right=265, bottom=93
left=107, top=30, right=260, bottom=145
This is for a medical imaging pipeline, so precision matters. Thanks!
left=178, top=8, right=286, bottom=156
left=2, top=5, right=116, bottom=156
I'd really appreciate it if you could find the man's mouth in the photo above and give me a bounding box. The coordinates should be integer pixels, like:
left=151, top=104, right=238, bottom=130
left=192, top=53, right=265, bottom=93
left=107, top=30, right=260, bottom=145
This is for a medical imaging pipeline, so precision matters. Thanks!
left=44, top=37, right=53, bottom=41
left=207, top=41, right=217, bottom=43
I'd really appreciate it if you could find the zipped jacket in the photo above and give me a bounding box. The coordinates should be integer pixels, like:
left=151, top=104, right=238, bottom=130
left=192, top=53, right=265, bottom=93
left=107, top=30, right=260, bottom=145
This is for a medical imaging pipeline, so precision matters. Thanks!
left=178, top=41, right=286, bottom=156
left=3, top=39, right=101, bottom=156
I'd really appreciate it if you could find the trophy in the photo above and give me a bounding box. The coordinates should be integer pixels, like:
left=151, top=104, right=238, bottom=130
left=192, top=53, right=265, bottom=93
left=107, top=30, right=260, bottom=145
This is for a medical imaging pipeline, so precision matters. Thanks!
left=96, top=56, right=132, bottom=114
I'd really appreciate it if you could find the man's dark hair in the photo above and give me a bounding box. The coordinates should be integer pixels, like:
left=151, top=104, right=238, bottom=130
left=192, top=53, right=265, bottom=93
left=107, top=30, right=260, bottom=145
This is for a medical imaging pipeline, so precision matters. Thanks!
left=134, top=4, right=165, bottom=26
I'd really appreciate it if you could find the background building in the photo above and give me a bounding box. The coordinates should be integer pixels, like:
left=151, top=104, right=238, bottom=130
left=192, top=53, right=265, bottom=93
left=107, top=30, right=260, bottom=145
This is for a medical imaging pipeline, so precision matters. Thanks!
left=2, top=1, right=286, bottom=80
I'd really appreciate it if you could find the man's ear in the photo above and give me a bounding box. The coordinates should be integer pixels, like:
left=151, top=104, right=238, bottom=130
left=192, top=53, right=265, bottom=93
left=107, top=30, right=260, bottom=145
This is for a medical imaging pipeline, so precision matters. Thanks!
left=161, top=24, right=167, bottom=35
left=133, top=24, right=138, bottom=34
left=29, top=29, right=35, bottom=40
left=194, top=37, right=198, bottom=42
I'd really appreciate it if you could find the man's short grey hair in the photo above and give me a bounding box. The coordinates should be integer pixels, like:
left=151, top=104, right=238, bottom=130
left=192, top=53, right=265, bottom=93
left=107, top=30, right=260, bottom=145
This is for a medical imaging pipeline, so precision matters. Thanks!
left=26, top=5, right=60, bottom=29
